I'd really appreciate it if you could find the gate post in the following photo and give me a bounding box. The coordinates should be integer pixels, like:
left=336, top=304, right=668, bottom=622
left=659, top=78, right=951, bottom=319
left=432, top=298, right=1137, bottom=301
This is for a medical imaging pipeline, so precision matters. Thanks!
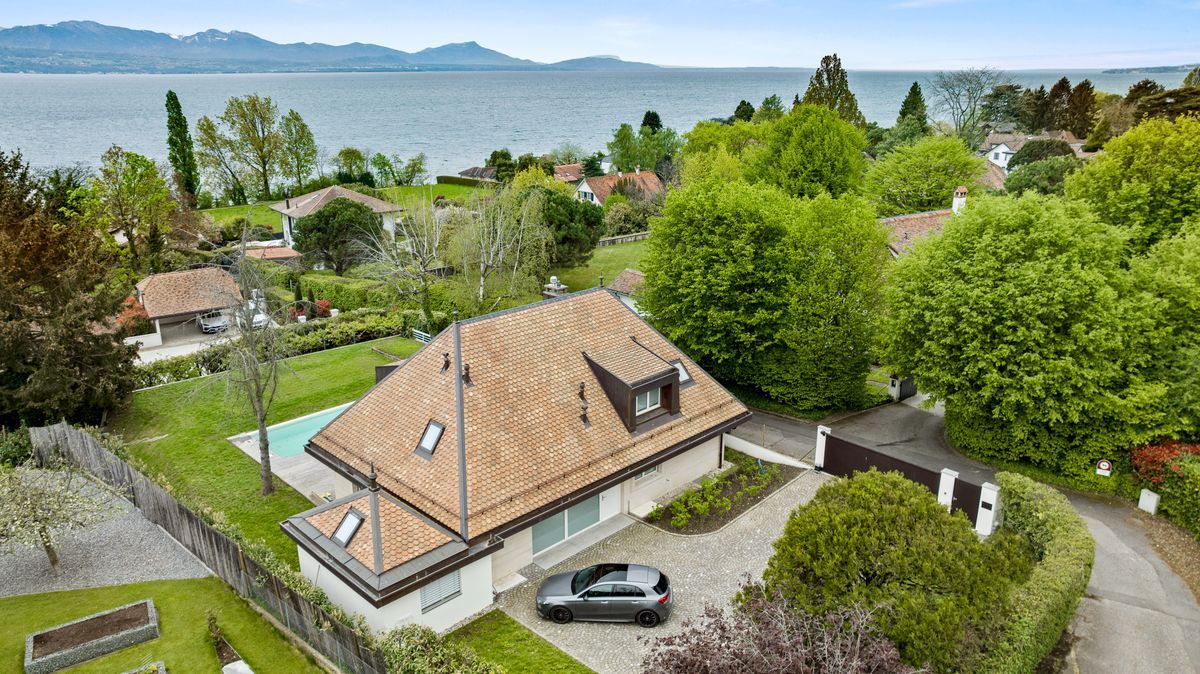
left=937, top=469, right=958, bottom=511
left=975, top=482, right=999, bottom=536
left=814, top=426, right=831, bottom=470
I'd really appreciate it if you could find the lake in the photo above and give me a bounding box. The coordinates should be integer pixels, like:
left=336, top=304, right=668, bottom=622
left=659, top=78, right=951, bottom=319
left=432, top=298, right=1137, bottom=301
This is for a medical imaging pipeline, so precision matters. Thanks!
left=0, top=69, right=1184, bottom=178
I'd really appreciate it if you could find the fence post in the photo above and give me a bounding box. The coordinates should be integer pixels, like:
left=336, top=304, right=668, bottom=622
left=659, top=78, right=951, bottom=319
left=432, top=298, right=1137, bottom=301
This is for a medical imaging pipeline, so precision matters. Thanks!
left=975, top=482, right=1000, bottom=536
left=937, top=468, right=958, bottom=511
left=814, top=425, right=831, bottom=470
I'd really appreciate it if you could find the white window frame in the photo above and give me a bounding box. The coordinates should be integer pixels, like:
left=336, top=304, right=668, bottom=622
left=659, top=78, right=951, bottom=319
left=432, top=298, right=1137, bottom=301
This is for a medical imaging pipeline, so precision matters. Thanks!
left=420, top=569, right=461, bottom=612
left=634, top=465, right=659, bottom=481
left=635, top=388, right=661, bottom=415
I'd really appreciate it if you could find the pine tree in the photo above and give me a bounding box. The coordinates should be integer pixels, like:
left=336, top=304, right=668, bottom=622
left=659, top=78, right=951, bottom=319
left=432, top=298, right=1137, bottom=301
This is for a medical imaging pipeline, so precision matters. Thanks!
left=1184, top=66, right=1200, bottom=89
left=641, top=110, right=663, bottom=133
left=1066, top=80, right=1096, bottom=139
left=165, top=90, right=199, bottom=207
left=897, top=82, right=929, bottom=132
left=802, top=54, right=867, bottom=128
left=733, top=100, right=755, bottom=122
left=1046, top=77, right=1072, bottom=131
left=1021, top=85, right=1050, bottom=132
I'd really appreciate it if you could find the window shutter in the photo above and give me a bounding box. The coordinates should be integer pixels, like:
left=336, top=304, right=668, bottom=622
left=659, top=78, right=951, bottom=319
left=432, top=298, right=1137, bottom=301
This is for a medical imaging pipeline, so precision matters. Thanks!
left=420, top=570, right=462, bottom=612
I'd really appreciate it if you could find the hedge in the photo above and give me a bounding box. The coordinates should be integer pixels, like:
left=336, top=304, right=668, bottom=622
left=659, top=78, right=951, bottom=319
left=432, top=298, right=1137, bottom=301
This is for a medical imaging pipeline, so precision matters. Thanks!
left=1158, top=455, right=1200, bottom=539
left=982, top=472, right=1095, bottom=673
left=435, top=175, right=493, bottom=188
left=135, top=308, right=445, bottom=389
left=299, top=274, right=401, bottom=311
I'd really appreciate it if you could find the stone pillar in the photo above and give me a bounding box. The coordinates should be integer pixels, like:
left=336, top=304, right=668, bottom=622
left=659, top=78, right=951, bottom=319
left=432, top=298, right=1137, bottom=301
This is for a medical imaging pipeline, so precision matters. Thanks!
left=814, top=425, right=831, bottom=470
left=938, top=468, right=958, bottom=511
left=975, top=482, right=1000, bottom=536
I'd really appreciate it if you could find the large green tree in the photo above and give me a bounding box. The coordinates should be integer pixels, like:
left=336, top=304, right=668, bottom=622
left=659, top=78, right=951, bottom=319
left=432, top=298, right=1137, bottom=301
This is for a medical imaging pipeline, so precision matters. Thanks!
left=607, top=123, right=682, bottom=174
left=1065, top=114, right=1200, bottom=251
left=882, top=195, right=1163, bottom=474
left=981, top=83, right=1024, bottom=129
left=1066, top=80, right=1096, bottom=139
left=293, top=197, right=383, bottom=275
left=801, top=54, right=866, bottom=128
left=1046, top=77, right=1073, bottom=130
left=0, top=151, right=137, bottom=427
left=1020, top=85, right=1051, bottom=133
left=733, top=99, right=755, bottom=122
left=536, top=187, right=604, bottom=266
left=279, top=109, right=318, bottom=189
left=641, top=110, right=663, bottom=133
left=641, top=179, right=886, bottom=410
left=759, top=470, right=1031, bottom=673
left=745, top=105, right=867, bottom=199
left=197, top=95, right=282, bottom=199
left=863, top=136, right=984, bottom=217
left=1003, top=155, right=1084, bottom=196
left=929, top=68, right=1009, bottom=147
left=164, top=90, right=198, bottom=207
left=1008, top=138, right=1074, bottom=170
left=897, top=81, right=929, bottom=132
left=75, top=145, right=176, bottom=273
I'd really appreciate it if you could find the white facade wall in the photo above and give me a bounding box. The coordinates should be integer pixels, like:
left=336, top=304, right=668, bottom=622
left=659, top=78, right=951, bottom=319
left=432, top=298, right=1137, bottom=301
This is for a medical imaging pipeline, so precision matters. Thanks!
left=576, top=182, right=598, bottom=205
left=986, top=143, right=1015, bottom=171
left=490, top=526, right=533, bottom=582
left=299, top=548, right=494, bottom=633
left=626, top=435, right=722, bottom=512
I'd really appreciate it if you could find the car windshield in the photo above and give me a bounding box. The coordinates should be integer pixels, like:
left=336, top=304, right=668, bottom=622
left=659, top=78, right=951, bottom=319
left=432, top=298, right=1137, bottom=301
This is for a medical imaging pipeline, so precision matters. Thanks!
left=571, top=566, right=597, bottom=594
left=572, top=564, right=629, bottom=594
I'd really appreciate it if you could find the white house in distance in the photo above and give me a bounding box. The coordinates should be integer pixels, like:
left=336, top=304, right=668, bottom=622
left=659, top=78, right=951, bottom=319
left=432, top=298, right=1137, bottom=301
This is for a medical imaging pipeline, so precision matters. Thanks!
left=281, top=288, right=750, bottom=632
left=269, top=185, right=402, bottom=247
left=608, top=268, right=646, bottom=314
left=978, top=130, right=1091, bottom=174
left=575, top=169, right=665, bottom=207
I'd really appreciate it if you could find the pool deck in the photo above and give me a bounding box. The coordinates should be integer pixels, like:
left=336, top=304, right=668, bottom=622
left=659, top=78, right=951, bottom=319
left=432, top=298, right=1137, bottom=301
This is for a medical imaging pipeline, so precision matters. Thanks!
left=228, top=405, right=353, bottom=504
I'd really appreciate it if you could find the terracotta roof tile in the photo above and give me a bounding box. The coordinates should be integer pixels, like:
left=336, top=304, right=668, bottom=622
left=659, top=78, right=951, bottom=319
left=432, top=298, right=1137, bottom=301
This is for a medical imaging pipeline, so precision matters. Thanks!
left=580, top=171, right=664, bottom=206
left=880, top=210, right=954, bottom=255
left=134, top=267, right=241, bottom=320
left=554, top=163, right=584, bottom=182
left=244, top=246, right=301, bottom=261
left=311, top=289, right=747, bottom=547
left=608, top=269, right=645, bottom=296
left=586, top=340, right=674, bottom=385
left=306, top=491, right=455, bottom=572
left=269, top=185, right=401, bottom=220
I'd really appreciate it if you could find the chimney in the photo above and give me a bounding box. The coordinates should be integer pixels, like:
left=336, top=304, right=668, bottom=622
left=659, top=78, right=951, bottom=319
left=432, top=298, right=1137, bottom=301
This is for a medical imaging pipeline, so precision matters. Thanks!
left=635, top=165, right=641, bottom=175
left=617, top=170, right=623, bottom=177
left=952, top=186, right=968, bottom=215
left=542, top=275, right=568, bottom=299
left=285, top=198, right=290, bottom=209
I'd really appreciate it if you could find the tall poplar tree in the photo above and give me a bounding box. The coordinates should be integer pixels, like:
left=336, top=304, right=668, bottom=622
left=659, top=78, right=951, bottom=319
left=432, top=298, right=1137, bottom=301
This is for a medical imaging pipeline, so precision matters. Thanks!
left=164, top=90, right=198, bottom=207
left=802, top=54, right=867, bottom=128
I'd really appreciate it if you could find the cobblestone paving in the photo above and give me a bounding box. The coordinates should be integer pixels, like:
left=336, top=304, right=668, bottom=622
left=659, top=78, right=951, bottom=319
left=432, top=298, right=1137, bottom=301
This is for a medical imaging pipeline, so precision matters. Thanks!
left=496, top=471, right=830, bottom=674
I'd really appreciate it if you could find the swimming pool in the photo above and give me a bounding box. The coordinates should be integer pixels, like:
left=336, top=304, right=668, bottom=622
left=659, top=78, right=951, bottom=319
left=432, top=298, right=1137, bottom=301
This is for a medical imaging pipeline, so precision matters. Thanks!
left=264, top=403, right=352, bottom=458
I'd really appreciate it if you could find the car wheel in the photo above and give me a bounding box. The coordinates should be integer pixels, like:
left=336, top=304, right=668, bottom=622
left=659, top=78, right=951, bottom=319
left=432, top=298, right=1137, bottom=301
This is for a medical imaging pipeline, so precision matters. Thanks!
left=550, top=606, right=572, bottom=624
left=636, top=610, right=660, bottom=628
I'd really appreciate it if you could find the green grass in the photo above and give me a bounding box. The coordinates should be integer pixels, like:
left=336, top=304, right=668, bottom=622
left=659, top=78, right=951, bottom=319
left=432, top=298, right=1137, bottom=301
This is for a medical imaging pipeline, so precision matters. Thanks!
left=0, top=578, right=321, bottom=674
left=866, top=367, right=892, bottom=385
left=553, top=239, right=648, bottom=294
left=201, top=203, right=280, bottom=233
left=380, top=183, right=485, bottom=208
left=449, top=610, right=593, bottom=674
left=109, top=336, right=423, bottom=566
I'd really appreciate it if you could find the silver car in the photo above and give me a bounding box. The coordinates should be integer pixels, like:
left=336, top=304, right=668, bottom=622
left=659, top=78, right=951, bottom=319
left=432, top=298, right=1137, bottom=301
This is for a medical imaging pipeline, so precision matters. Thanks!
left=535, top=563, right=672, bottom=628
left=197, top=311, right=229, bottom=333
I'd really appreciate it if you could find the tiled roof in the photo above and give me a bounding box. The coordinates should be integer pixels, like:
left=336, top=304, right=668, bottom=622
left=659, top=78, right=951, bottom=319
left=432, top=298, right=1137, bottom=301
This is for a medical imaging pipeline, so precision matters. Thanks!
left=243, top=246, right=301, bottom=261
left=880, top=210, right=954, bottom=256
left=269, top=185, right=401, bottom=220
left=458, top=166, right=499, bottom=182
left=554, top=163, right=584, bottom=182
left=305, top=490, right=456, bottom=573
left=310, top=289, right=748, bottom=552
left=979, top=130, right=1088, bottom=158
left=980, top=163, right=1008, bottom=191
left=134, top=267, right=241, bottom=320
left=586, top=340, right=674, bottom=385
left=608, top=269, right=645, bottom=296
left=580, top=171, right=664, bottom=206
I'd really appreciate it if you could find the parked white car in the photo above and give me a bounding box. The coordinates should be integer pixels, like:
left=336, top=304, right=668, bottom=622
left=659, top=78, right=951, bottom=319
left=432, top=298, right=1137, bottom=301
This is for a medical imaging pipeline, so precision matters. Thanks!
left=237, top=299, right=270, bottom=330
left=197, top=311, right=230, bottom=333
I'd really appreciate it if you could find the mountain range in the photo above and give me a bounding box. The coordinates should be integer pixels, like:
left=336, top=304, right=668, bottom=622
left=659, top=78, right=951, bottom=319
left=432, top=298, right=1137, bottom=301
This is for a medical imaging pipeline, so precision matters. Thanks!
left=0, top=21, right=661, bottom=73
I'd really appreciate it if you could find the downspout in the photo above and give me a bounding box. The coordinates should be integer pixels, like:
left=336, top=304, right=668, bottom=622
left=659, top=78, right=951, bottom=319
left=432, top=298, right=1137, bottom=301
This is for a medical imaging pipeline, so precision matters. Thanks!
left=453, top=315, right=470, bottom=541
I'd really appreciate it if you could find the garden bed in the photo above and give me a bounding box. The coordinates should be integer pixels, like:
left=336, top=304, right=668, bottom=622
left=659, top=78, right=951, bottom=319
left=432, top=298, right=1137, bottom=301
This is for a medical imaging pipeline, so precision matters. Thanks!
left=641, top=450, right=803, bottom=535
left=25, top=599, right=158, bottom=674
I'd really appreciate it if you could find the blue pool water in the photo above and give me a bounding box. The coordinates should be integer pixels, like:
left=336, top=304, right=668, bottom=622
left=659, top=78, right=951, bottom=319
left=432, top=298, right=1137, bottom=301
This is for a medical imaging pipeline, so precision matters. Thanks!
left=266, top=404, right=352, bottom=458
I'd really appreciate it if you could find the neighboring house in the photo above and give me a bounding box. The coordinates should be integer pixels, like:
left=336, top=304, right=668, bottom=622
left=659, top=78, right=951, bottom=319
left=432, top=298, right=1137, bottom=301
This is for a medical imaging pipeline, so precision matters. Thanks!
left=980, top=162, right=1008, bottom=191
left=457, top=166, right=499, bottom=183
left=269, top=186, right=402, bottom=247
left=575, top=169, right=664, bottom=207
left=282, top=288, right=751, bottom=632
left=880, top=187, right=968, bottom=258
left=553, top=163, right=583, bottom=183
left=608, top=268, right=645, bottom=313
left=243, top=244, right=302, bottom=265
left=978, top=130, right=1092, bottom=173
left=132, top=267, right=241, bottom=347
left=600, top=154, right=614, bottom=175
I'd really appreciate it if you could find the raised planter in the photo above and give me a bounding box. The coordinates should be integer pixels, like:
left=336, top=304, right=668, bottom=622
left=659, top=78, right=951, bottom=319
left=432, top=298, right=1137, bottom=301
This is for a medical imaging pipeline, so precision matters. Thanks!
left=25, top=599, right=159, bottom=674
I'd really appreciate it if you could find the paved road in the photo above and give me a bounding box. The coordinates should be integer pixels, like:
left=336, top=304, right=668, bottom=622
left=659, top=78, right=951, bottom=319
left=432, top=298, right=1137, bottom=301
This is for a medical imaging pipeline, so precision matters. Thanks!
left=737, top=399, right=1200, bottom=674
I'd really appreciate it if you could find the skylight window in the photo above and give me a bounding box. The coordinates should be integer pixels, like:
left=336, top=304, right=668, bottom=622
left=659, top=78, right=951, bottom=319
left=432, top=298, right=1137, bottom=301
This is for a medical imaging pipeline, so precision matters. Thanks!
left=331, top=509, right=364, bottom=547
left=672, top=361, right=691, bottom=384
left=417, top=420, right=445, bottom=456
left=635, top=388, right=662, bottom=415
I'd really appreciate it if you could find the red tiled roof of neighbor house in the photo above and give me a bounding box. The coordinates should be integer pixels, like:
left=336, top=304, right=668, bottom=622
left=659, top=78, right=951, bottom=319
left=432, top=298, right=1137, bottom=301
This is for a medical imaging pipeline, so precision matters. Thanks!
left=134, top=267, right=241, bottom=320
left=243, top=245, right=302, bottom=262
left=269, top=185, right=401, bottom=220
left=881, top=210, right=954, bottom=256
left=307, top=289, right=748, bottom=562
left=580, top=171, right=664, bottom=206
left=980, top=162, right=1008, bottom=191
left=608, top=269, right=645, bottom=296
left=553, top=163, right=584, bottom=182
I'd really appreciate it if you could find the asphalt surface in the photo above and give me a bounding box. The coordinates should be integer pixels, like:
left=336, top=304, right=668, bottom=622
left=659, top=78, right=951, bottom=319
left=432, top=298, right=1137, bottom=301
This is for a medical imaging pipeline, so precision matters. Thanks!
left=733, top=397, right=1200, bottom=674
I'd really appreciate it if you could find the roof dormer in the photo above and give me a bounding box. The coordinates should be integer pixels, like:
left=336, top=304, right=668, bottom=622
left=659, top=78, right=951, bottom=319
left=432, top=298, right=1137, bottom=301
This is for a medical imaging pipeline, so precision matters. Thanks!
left=583, top=336, right=681, bottom=432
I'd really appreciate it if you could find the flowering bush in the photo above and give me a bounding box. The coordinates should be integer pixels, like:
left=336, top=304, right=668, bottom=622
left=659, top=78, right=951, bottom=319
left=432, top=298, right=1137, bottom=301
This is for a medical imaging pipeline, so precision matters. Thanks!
left=314, top=299, right=332, bottom=318
left=117, top=296, right=153, bottom=337
left=1131, top=440, right=1200, bottom=484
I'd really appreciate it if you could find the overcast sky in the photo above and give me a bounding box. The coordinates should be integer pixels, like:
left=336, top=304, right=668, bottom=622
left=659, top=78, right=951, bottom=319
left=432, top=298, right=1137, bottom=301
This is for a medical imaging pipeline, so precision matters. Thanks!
left=5, top=0, right=1199, bottom=69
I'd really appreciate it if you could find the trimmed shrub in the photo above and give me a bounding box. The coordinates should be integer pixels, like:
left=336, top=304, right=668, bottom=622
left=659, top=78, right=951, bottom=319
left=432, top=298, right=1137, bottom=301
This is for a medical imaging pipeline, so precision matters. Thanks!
left=1155, top=454, right=1200, bottom=538
left=300, top=274, right=400, bottom=311
left=0, top=426, right=32, bottom=466
left=982, top=472, right=1095, bottom=673
left=377, top=624, right=502, bottom=674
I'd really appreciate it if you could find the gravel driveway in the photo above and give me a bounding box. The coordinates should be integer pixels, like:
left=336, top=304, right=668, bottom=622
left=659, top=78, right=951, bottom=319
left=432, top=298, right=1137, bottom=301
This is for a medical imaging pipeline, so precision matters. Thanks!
left=0, top=473, right=211, bottom=598
left=496, top=471, right=829, bottom=674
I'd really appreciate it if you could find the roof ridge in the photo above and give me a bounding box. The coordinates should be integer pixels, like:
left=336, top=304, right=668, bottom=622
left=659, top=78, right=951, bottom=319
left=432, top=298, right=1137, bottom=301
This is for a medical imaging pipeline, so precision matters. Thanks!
left=458, top=286, right=609, bottom=326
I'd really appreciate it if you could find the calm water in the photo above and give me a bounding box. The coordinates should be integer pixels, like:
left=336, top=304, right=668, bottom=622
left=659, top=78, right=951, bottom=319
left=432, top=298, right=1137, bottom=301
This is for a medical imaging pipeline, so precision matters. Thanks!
left=263, top=403, right=351, bottom=457
left=0, top=69, right=1184, bottom=177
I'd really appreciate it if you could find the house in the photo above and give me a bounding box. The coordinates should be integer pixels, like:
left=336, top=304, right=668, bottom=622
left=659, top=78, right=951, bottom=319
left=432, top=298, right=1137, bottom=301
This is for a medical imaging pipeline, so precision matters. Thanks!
left=880, top=187, right=967, bottom=258
left=243, top=243, right=302, bottom=264
left=553, top=163, right=584, bottom=183
left=600, top=154, right=614, bottom=175
left=608, top=268, right=645, bottom=313
left=132, top=267, right=241, bottom=347
left=458, top=166, right=499, bottom=183
left=282, top=288, right=750, bottom=632
left=575, top=169, right=664, bottom=207
left=269, top=186, right=402, bottom=248
left=978, top=130, right=1092, bottom=174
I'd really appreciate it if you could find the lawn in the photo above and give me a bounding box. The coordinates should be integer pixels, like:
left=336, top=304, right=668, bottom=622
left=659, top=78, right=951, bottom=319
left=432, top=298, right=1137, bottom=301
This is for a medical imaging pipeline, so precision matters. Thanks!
left=0, top=577, right=321, bottom=674
left=109, top=336, right=423, bottom=566
left=449, top=610, right=593, bottom=674
left=201, top=203, right=280, bottom=233
left=381, top=183, right=486, bottom=208
left=553, top=239, right=648, bottom=294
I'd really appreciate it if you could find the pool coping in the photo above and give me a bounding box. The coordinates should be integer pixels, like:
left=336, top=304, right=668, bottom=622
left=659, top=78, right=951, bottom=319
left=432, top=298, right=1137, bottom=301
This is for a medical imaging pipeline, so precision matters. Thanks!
left=226, top=402, right=354, bottom=460
left=226, top=402, right=355, bottom=504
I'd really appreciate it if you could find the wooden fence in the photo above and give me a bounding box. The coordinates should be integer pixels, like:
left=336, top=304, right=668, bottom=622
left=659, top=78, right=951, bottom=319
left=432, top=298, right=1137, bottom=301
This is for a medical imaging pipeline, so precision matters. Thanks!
left=29, top=423, right=388, bottom=674
left=597, top=231, right=649, bottom=247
